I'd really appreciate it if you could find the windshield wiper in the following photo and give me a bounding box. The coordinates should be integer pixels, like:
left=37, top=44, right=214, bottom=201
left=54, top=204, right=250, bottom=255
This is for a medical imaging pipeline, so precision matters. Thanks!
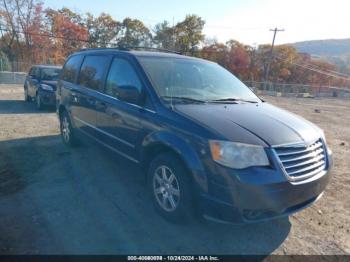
left=161, top=96, right=206, bottom=104
left=210, top=98, right=258, bottom=103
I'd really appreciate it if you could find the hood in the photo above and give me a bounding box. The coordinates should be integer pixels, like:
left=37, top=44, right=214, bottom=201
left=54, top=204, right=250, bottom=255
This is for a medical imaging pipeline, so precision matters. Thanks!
left=41, top=80, right=58, bottom=90
left=174, top=102, right=323, bottom=146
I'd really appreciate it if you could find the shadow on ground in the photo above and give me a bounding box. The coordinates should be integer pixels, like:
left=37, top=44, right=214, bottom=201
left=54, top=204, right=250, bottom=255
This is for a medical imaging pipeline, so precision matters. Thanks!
left=0, top=134, right=291, bottom=255
left=0, top=99, right=54, bottom=114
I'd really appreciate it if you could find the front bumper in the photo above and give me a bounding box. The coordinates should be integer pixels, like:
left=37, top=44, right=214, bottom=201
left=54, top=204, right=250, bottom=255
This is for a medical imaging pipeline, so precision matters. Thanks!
left=198, top=151, right=333, bottom=224
left=38, top=90, right=56, bottom=106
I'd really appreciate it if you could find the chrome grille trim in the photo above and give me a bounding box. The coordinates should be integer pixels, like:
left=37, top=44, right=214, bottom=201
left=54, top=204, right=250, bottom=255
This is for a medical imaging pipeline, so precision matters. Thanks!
left=283, top=154, right=325, bottom=169
left=273, top=139, right=327, bottom=182
left=276, top=141, right=323, bottom=156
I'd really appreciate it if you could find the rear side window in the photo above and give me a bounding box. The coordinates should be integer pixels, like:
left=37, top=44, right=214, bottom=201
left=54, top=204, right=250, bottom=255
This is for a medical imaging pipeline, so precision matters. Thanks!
left=61, top=55, right=83, bottom=83
left=105, top=58, right=142, bottom=100
left=78, top=55, right=110, bottom=90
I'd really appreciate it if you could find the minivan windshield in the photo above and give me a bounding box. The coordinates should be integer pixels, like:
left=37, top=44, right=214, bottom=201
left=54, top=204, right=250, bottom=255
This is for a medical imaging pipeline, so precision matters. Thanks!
left=138, top=57, right=260, bottom=104
left=41, top=68, right=61, bottom=81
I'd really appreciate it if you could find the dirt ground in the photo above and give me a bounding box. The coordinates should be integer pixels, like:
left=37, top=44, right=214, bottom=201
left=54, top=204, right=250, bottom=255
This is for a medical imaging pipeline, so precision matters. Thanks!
left=0, top=84, right=349, bottom=255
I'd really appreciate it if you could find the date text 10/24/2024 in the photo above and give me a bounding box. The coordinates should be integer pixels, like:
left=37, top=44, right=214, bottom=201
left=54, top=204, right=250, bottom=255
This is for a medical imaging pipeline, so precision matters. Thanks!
left=127, top=256, right=220, bottom=261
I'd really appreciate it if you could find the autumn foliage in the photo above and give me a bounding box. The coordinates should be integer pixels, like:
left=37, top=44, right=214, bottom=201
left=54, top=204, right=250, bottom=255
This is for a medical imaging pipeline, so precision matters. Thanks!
left=0, top=0, right=349, bottom=88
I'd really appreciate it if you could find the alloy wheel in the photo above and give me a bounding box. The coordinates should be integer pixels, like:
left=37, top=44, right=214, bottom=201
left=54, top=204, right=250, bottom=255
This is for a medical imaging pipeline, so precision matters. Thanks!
left=24, top=88, right=29, bottom=101
left=153, top=165, right=180, bottom=212
left=61, top=116, right=71, bottom=143
left=36, top=94, right=41, bottom=109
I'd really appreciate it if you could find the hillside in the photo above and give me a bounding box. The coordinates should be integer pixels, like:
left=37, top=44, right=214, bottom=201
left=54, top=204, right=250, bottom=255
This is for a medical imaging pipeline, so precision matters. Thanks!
left=292, top=39, right=350, bottom=56
left=291, top=39, right=350, bottom=71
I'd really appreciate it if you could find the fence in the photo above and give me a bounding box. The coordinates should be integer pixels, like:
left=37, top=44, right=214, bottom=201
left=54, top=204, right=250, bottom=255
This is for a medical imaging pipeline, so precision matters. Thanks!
left=0, top=59, right=35, bottom=85
left=0, top=71, right=27, bottom=85
left=244, top=81, right=350, bottom=98
left=0, top=58, right=32, bottom=73
left=0, top=58, right=30, bottom=84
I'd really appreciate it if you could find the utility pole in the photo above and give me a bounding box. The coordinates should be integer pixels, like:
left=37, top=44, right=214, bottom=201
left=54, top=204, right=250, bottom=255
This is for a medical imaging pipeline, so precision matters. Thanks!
left=264, top=27, right=284, bottom=90
left=0, top=23, right=3, bottom=71
left=172, top=16, right=176, bottom=51
left=249, top=42, right=257, bottom=85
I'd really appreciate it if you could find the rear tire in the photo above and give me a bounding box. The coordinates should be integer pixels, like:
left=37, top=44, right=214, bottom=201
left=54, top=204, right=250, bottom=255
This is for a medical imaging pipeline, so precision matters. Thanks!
left=148, top=152, right=195, bottom=224
left=60, top=110, right=78, bottom=147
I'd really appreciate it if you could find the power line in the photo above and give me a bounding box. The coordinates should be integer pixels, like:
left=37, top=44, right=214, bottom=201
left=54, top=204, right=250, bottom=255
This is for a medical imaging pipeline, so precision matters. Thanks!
left=275, top=56, right=350, bottom=80
left=301, top=61, right=350, bottom=78
left=294, top=63, right=350, bottom=81
left=325, top=69, right=350, bottom=78
left=264, top=27, right=285, bottom=89
left=205, top=25, right=264, bottom=30
left=275, top=55, right=350, bottom=81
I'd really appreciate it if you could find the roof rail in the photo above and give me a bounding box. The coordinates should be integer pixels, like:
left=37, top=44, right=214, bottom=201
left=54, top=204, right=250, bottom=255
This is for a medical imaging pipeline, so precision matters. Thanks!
left=127, top=46, right=182, bottom=55
left=78, top=47, right=129, bottom=52
left=78, top=46, right=182, bottom=55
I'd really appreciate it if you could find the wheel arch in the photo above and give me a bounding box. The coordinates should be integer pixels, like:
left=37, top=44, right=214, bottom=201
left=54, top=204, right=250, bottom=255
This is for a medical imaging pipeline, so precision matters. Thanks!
left=140, top=131, right=208, bottom=193
left=58, top=104, right=67, bottom=118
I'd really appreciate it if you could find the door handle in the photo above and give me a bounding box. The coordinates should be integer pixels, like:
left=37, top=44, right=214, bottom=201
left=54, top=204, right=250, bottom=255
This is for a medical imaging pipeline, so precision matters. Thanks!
left=87, top=97, right=96, bottom=105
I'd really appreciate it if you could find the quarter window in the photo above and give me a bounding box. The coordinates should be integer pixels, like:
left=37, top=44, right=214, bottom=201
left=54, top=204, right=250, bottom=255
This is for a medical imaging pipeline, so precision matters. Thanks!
left=105, top=58, right=142, bottom=100
left=78, top=56, right=109, bottom=90
left=61, top=55, right=83, bottom=83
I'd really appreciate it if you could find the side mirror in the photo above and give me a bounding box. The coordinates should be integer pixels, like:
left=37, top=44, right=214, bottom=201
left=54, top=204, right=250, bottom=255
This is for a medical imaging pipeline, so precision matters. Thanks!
left=117, top=85, right=141, bottom=105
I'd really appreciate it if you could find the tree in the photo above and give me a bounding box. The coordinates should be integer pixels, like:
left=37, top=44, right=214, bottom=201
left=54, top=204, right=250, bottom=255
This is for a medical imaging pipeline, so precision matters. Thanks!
left=45, top=8, right=88, bottom=64
left=26, top=3, right=49, bottom=64
left=0, top=0, right=43, bottom=70
left=117, top=18, right=152, bottom=47
left=245, top=45, right=260, bottom=82
left=254, top=44, right=299, bottom=84
left=269, top=45, right=299, bottom=82
left=174, top=15, right=205, bottom=54
left=85, top=12, right=120, bottom=48
left=200, top=42, right=228, bottom=64
left=222, top=40, right=251, bottom=80
left=0, top=50, right=10, bottom=70
left=56, top=7, right=84, bottom=25
left=153, top=21, right=174, bottom=49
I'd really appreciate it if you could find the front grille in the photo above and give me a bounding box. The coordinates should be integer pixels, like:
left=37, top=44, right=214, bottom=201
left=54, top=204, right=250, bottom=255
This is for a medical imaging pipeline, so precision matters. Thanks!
left=274, top=139, right=327, bottom=181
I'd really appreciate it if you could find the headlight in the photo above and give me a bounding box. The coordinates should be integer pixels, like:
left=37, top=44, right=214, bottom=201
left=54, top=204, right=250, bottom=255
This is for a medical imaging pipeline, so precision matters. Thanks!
left=209, top=140, right=269, bottom=169
left=40, top=84, right=54, bottom=91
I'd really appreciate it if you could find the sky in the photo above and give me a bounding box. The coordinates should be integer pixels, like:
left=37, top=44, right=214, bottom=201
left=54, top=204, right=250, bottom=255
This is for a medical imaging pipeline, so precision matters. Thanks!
left=44, top=0, right=350, bottom=46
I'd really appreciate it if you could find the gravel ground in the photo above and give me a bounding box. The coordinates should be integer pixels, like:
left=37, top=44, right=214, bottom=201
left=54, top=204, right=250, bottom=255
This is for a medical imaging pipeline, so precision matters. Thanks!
left=0, top=84, right=349, bottom=255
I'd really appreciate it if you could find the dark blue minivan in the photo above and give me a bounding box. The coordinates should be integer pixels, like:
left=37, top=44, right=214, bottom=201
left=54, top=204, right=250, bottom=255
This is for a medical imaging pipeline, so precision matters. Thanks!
left=56, top=48, right=333, bottom=224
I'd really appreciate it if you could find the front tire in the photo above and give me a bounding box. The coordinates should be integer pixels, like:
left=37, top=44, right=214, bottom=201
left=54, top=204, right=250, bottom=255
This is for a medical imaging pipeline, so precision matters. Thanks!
left=148, top=152, right=195, bottom=223
left=24, top=87, right=30, bottom=102
left=36, top=93, right=43, bottom=110
left=60, top=110, right=78, bottom=147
